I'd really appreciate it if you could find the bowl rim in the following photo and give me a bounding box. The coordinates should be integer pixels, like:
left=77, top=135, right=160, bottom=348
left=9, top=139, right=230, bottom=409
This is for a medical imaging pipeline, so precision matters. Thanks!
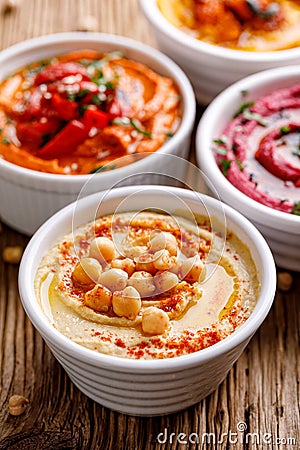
left=140, top=0, right=300, bottom=62
left=0, top=31, right=195, bottom=184
left=196, top=65, right=300, bottom=231
left=18, top=185, right=276, bottom=372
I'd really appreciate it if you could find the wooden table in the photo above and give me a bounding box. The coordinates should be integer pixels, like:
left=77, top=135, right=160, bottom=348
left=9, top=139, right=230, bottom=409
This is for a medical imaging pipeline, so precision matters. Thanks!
left=0, top=1, right=299, bottom=449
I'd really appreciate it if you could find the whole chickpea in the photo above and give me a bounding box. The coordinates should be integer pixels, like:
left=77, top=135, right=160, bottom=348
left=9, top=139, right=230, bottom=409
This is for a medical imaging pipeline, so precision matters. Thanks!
left=84, top=284, right=112, bottom=312
left=142, top=307, right=170, bottom=335
left=98, top=268, right=128, bottom=292
left=135, top=253, right=157, bottom=275
left=128, top=271, right=156, bottom=298
left=154, top=271, right=179, bottom=293
left=167, top=259, right=182, bottom=276
left=89, top=236, right=115, bottom=264
left=72, top=257, right=102, bottom=286
left=111, top=258, right=136, bottom=276
left=112, top=286, right=142, bottom=320
left=180, top=255, right=205, bottom=283
left=153, top=249, right=177, bottom=271
left=149, top=231, right=178, bottom=256
left=122, top=244, right=148, bottom=260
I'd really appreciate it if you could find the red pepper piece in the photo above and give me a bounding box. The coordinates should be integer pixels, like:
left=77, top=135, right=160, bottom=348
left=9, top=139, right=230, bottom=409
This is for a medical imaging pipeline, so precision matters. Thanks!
left=37, top=119, right=89, bottom=159
left=50, top=93, right=78, bottom=121
left=34, top=63, right=90, bottom=86
left=16, top=119, right=61, bottom=147
left=82, top=109, right=109, bottom=130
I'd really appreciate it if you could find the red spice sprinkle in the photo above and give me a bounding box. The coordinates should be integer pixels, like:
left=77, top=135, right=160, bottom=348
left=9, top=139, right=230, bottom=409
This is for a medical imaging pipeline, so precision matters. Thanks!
left=115, top=339, right=126, bottom=348
left=92, top=331, right=101, bottom=337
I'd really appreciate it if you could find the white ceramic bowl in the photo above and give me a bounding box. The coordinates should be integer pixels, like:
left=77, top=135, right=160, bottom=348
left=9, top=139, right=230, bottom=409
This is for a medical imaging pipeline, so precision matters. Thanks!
left=0, top=32, right=195, bottom=235
left=140, top=0, right=300, bottom=104
left=196, top=65, right=300, bottom=271
left=18, top=185, right=276, bottom=416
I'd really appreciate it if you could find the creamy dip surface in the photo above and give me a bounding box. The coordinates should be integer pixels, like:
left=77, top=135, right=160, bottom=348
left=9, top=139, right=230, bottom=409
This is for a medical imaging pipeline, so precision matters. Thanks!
left=0, top=50, right=181, bottom=175
left=158, top=0, right=300, bottom=52
left=35, top=212, right=259, bottom=359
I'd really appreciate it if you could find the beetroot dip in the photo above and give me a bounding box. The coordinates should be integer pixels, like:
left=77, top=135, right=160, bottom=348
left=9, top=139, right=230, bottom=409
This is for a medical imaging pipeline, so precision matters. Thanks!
left=214, top=84, right=300, bottom=215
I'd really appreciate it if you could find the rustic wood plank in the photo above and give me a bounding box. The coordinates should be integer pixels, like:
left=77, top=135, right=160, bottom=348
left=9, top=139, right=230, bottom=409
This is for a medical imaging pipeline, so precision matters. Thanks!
left=0, top=1, right=299, bottom=449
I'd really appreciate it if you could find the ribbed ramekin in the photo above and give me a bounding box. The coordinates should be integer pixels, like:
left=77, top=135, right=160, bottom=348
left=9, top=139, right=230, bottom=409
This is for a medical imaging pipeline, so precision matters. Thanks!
left=140, top=0, right=300, bottom=104
left=0, top=32, right=195, bottom=235
left=18, top=185, right=276, bottom=416
left=196, top=66, right=300, bottom=271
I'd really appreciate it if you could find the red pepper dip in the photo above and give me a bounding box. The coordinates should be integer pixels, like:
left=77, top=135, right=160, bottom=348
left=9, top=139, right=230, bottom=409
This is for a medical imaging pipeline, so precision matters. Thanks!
left=0, top=50, right=181, bottom=174
left=214, top=85, right=300, bottom=215
left=35, top=212, right=258, bottom=360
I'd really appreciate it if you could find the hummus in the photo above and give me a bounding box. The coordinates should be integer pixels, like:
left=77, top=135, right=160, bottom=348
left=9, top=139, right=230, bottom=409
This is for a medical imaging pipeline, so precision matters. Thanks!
left=214, top=85, right=300, bottom=215
left=158, top=0, right=300, bottom=51
left=35, top=211, right=259, bottom=360
left=0, top=50, right=181, bottom=174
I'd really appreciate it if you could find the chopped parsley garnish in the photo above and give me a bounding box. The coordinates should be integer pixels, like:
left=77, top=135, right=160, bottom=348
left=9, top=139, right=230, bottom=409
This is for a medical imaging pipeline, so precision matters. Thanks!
left=233, top=101, right=254, bottom=118
left=280, top=126, right=291, bottom=135
left=2, top=137, right=10, bottom=145
left=243, top=109, right=267, bottom=126
left=213, top=136, right=228, bottom=155
left=291, top=201, right=300, bottom=216
left=76, top=89, right=91, bottom=99
left=112, top=117, right=130, bottom=126
left=92, top=95, right=101, bottom=105
left=130, top=119, right=152, bottom=138
left=0, top=128, right=3, bottom=134
left=112, top=117, right=152, bottom=138
left=220, top=159, right=231, bottom=176
left=27, top=60, right=48, bottom=75
left=165, top=131, right=174, bottom=138
left=292, top=148, right=300, bottom=157
left=246, top=0, right=280, bottom=19
left=236, top=158, right=244, bottom=171
left=78, top=104, right=89, bottom=116
left=89, top=165, right=116, bottom=174
left=213, top=146, right=227, bottom=156
left=241, top=89, right=249, bottom=97
left=213, top=136, right=228, bottom=146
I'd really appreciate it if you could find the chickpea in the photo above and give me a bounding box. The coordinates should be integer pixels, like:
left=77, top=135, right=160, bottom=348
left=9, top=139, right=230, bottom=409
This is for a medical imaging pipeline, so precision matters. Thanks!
left=8, top=395, right=29, bottom=416
left=2, top=246, right=23, bottom=264
left=277, top=272, right=293, bottom=292
left=153, top=249, right=176, bottom=271
left=122, top=244, right=148, bottom=260
left=180, top=255, right=205, bottom=283
left=142, top=307, right=169, bottom=335
left=168, top=259, right=182, bottom=276
left=98, top=268, right=128, bottom=292
left=72, top=257, right=102, bottom=286
left=84, top=284, right=112, bottom=312
left=111, top=258, right=136, bottom=276
left=150, top=231, right=178, bottom=257
left=135, top=253, right=157, bottom=275
left=112, top=286, right=142, bottom=320
left=154, top=271, right=179, bottom=293
left=89, top=236, right=115, bottom=264
left=128, top=271, right=156, bottom=298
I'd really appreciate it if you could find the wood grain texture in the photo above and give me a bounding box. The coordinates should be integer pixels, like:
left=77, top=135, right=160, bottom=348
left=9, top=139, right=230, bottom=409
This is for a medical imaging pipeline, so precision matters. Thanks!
left=0, top=1, right=299, bottom=449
